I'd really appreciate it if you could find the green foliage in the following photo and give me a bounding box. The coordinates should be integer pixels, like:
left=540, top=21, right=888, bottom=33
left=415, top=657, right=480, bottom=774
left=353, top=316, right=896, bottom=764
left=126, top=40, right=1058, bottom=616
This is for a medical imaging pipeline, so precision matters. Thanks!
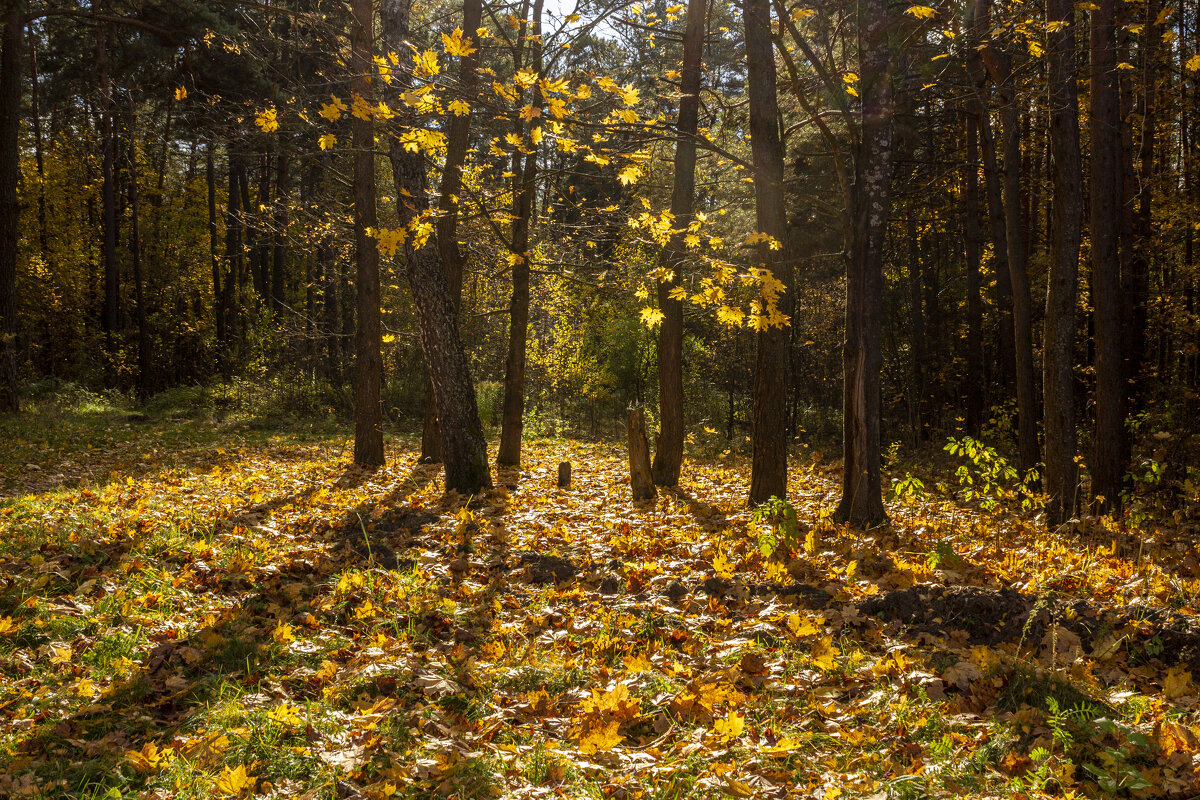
left=750, top=496, right=799, bottom=558
left=944, top=437, right=1042, bottom=513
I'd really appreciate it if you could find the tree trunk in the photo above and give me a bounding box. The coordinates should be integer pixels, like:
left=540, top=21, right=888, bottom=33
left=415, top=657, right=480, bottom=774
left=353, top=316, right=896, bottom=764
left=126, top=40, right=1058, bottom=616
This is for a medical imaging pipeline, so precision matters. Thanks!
left=651, top=0, right=706, bottom=487
left=964, top=111, right=983, bottom=435
left=834, top=0, right=891, bottom=526
left=744, top=0, right=794, bottom=505
left=422, top=0, right=485, bottom=463
left=207, top=140, right=224, bottom=352
left=1043, top=0, right=1082, bottom=526
left=627, top=408, right=656, bottom=501
left=0, top=4, right=20, bottom=412
left=381, top=0, right=492, bottom=493
left=128, top=108, right=150, bottom=398
left=1090, top=0, right=1127, bottom=511
left=97, top=27, right=120, bottom=361
left=1124, top=0, right=1156, bottom=398
left=982, top=23, right=1039, bottom=478
left=351, top=0, right=384, bottom=468
left=271, top=152, right=288, bottom=311
left=497, top=0, right=545, bottom=468
left=28, top=27, right=46, bottom=265
left=223, top=152, right=242, bottom=353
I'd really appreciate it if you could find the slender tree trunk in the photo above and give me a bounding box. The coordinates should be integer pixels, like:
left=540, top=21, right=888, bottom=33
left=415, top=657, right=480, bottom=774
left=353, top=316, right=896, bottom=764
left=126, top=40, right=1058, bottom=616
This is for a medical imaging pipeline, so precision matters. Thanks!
left=1043, top=0, right=1082, bottom=526
left=0, top=4, right=20, bottom=412
left=28, top=27, right=46, bottom=264
left=964, top=111, right=983, bottom=435
left=651, top=0, right=706, bottom=487
left=351, top=0, right=384, bottom=467
left=272, top=152, right=288, bottom=311
left=835, top=0, right=892, bottom=526
left=1124, top=0, right=1157, bottom=399
left=97, top=27, right=120, bottom=361
left=128, top=108, right=150, bottom=397
left=497, top=0, right=544, bottom=468
left=382, top=0, right=492, bottom=493
left=905, top=208, right=925, bottom=442
left=1091, top=0, right=1127, bottom=511
left=744, top=0, right=794, bottom=505
left=422, top=0, right=485, bottom=462
left=206, top=140, right=224, bottom=352
left=223, top=152, right=242, bottom=353
left=983, top=27, right=1039, bottom=477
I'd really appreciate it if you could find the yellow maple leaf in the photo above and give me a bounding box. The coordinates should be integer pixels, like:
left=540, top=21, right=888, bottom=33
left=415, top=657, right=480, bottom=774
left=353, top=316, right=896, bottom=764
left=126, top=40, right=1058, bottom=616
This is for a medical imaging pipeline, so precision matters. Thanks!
left=174, top=86, right=187, bottom=101
left=442, top=28, right=477, bottom=57
left=1187, top=54, right=1200, bottom=72
left=578, top=720, right=623, bottom=753
left=271, top=622, right=295, bottom=644
left=787, top=612, right=822, bottom=638
left=905, top=4, right=937, bottom=18
left=640, top=307, right=665, bottom=328
left=618, top=164, right=642, bottom=186
left=713, top=708, right=745, bottom=742
left=449, top=99, right=471, bottom=116
left=318, top=133, right=337, bottom=150
left=125, top=742, right=164, bottom=772
left=1164, top=667, right=1193, bottom=699
left=215, top=764, right=255, bottom=796
left=414, top=49, right=440, bottom=76
left=712, top=549, right=735, bottom=579
left=255, top=107, right=279, bottom=133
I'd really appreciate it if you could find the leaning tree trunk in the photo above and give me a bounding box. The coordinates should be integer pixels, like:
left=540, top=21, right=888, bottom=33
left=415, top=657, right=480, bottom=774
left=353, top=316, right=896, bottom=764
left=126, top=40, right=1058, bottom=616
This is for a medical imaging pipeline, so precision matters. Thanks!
left=0, top=4, right=20, bottom=412
left=381, top=0, right=492, bottom=494
left=744, top=0, right=794, bottom=505
left=497, top=0, right=545, bottom=468
left=421, top=0, right=485, bottom=463
left=651, top=0, right=706, bottom=488
left=1090, top=0, right=1127, bottom=511
left=835, top=0, right=892, bottom=526
left=1043, top=0, right=1082, bottom=526
left=350, top=0, right=384, bottom=467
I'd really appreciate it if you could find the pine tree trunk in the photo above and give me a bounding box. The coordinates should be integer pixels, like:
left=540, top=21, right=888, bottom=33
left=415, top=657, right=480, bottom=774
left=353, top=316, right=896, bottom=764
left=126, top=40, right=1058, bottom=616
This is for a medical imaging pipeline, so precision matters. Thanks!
left=207, top=140, right=224, bottom=354
left=834, top=0, right=891, bottom=526
left=97, top=27, right=120, bottom=363
left=351, top=0, right=384, bottom=468
left=1043, top=0, right=1082, bottom=525
left=271, top=153, right=288, bottom=311
left=651, top=0, right=705, bottom=488
left=0, top=4, right=20, bottom=412
left=128, top=108, right=150, bottom=398
left=964, top=111, right=983, bottom=436
left=381, top=0, right=492, bottom=494
left=1090, top=0, right=1127, bottom=511
left=744, top=0, right=794, bottom=505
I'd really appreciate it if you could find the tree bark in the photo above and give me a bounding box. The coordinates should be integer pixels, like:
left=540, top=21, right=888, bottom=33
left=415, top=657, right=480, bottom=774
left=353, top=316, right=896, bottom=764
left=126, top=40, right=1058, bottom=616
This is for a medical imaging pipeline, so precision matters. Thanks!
left=744, top=0, right=794, bottom=505
left=651, top=0, right=706, bottom=487
left=381, top=0, right=492, bottom=493
left=0, top=4, right=20, bottom=411
left=421, top=0, right=485, bottom=463
left=97, top=26, right=120, bottom=361
left=207, top=139, right=224, bottom=352
left=351, top=0, right=384, bottom=468
left=834, top=0, right=891, bottom=526
left=497, top=0, right=545, bottom=468
left=1124, top=0, right=1157, bottom=398
left=1090, top=0, right=1127, bottom=511
left=271, top=152, right=288, bottom=311
left=1043, top=0, right=1082, bottom=526
left=128, top=107, right=150, bottom=397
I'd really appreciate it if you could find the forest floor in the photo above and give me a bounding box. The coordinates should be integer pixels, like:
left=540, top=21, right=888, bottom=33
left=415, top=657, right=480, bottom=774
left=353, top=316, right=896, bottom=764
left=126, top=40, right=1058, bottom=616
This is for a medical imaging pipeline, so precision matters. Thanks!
left=1, top=396, right=1199, bottom=800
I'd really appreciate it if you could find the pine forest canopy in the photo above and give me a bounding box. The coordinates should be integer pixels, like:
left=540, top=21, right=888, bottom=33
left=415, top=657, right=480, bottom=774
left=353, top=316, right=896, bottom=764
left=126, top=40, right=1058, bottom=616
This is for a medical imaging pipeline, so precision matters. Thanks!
left=1, top=0, right=1198, bottom=526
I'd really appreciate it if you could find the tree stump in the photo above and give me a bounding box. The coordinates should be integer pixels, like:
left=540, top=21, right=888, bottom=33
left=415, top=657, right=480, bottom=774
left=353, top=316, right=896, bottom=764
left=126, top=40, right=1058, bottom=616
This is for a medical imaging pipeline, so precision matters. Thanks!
left=557, top=461, right=571, bottom=488
left=626, top=408, right=656, bottom=501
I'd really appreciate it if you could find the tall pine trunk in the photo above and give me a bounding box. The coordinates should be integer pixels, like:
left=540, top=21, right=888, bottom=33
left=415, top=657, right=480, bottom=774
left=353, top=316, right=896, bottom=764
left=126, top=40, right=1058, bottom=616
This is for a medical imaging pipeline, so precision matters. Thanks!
left=744, top=0, right=794, bottom=505
left=964, top=111, right=983, bottom=435
left=381, top=0, right=492, bottom=493
left=0, top=4, right=20, bottom=412
left=1090, top=0, right=1127, bottom=510
left=651, top=0, right=705, bottom=487
left=1043, top=0, right=1082, bottom=525
left=834, top=0, right=892, bottom=525
left=351, top=0, right=384, bottom=467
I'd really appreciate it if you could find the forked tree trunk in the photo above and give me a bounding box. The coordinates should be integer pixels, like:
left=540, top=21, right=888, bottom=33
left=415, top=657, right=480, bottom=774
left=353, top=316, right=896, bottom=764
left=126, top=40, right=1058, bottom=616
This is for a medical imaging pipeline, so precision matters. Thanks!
left=0, top=5, right=20, bottom=412
left=1090, top=0, right=1127, bottom=511
left=743, top=0, right=794, bottom=505
left=1043, top=0, right=1082, bottom=526
left=835, top=0, right=892, bottom=526
left=651, top=0, right=706, bottom=487
left=350, top=0, right=384, bottom=468
left=381, top=0, right=492, bottom=494
left=421, top=0, right=485, bottom=463
left=498, top=0, right=545, bottom=468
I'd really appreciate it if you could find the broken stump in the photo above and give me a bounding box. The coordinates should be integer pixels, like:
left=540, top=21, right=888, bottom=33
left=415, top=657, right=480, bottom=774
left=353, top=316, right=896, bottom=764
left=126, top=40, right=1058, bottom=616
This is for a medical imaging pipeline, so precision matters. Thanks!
left=626, top=407, right=656, bottom=501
